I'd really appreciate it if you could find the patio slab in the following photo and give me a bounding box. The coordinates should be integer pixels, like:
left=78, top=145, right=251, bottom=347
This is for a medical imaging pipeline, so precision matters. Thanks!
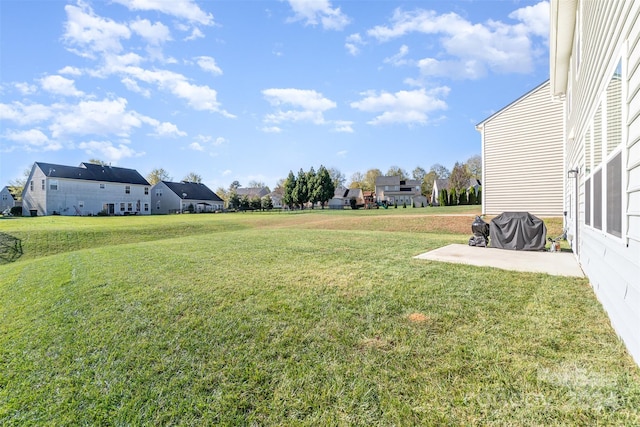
left=414, top=244, right=584, bottom=277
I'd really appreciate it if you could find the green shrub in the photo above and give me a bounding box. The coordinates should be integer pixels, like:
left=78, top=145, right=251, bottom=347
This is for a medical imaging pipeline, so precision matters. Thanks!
left=10, top=206, right=22, bottom=216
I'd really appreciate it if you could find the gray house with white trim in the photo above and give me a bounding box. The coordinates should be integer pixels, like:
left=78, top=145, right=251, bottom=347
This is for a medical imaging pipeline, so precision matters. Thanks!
left=551, top=0, right=640, bottom=365
left=22, top=162, right=151, bottom=216
left=151, top=181, right=224, bottom=214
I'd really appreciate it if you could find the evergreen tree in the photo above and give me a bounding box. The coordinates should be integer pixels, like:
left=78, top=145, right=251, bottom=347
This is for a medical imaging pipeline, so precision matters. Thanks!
left=261, top=195, right=273, bottom=211
left=306, top=167, right=318, bottom=208
left=228, top=191, right=240, bottom=210
left=283, top=171, right=296, bottom=209
left=316, top=165, right=335, bottom=209
left=293, top=168, right=308, bottom=209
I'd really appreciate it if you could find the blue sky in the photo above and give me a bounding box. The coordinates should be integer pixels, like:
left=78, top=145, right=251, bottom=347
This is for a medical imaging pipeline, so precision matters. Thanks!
left=1, top=0, right=550, bottom=190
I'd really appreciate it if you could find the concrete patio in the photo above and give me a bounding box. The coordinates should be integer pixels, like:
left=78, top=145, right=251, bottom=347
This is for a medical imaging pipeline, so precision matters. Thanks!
left=414, top=244, right=584, bottom=277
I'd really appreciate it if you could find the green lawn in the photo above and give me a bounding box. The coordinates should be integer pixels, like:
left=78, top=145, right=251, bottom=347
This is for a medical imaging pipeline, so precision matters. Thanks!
left=1, top=209, right=639, bottom=425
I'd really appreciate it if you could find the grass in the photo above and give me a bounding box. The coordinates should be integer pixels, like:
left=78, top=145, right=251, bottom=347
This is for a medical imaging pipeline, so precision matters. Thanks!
left=1, top=208, right=638, bottom=425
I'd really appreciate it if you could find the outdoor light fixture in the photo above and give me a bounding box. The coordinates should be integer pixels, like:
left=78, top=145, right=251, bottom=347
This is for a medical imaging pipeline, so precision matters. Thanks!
left=567, top=167, right=579, bottom=178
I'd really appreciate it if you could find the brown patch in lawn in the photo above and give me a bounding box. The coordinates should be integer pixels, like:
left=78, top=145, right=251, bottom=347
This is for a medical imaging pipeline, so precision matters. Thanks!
left=358, top=336, right=395, bottom=351
left=408, top=312, right=430, bottom=323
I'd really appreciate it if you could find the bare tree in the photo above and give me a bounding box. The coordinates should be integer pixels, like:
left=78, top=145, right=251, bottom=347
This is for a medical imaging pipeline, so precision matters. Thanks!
left=328, top=167, right=346, bottom=189
left=386, top=165, right=408, bottom=179
left=465, top=154, right=482, bottom=180
left=183, top=172, right=202, bottom=183
left=147, top=168, right=172, bottom=185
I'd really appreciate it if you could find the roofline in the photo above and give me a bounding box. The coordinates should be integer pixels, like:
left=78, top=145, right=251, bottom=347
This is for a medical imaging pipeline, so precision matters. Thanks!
left=475, top=80, right=551, bottom=130
left=549, top=0, right=577, bottom=97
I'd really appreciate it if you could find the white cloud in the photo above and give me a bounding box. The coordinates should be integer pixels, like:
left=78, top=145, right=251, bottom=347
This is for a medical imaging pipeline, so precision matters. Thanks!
left=184, top=27, right=204, bottom=41
left=0, top=102, right=55, bottom=125
left=121, top=77, right=151, bottom=97
left=384, top=45, right=410, bottom=66
left=333, top=120, right=354, bottom=133
left=14, top=82, right=37, bottom=95
left=345, top=33, right=364, bottom=56
left=350, top=87, right=449, bottom=126
left=195, top=56, right=223, bottom=75
left=509, top=1, right=550, bottom=38
left=222, top=169, right=232, bottom=176
left=337, top=150, right=348, bottom=157
left=63, top=3, right=131, bottom=57
left=130, top=18, right=171, bottom=45
left=286, top=0, right=350, bottom=31
left=40, top=75, right=84, bottom=97
left=189, top=142, right=205, bottom=151
left=118, top=66, right=234, bottom=116
left=263, top=88, right=336, bottom=112
left=155, top=121, right=186, bottom=137
left=261, top=126, right=282, bottom=133
left=59, top=66, right=83, bottom=76
left=49, top=97, right=143, bottom=138
left=3, top=129, right=61, bottom=151
left=366, top=2, right=549, bottom=79
left=112, top=0, right=214, bottom=26
left=78, top=140, right=144, bottom=162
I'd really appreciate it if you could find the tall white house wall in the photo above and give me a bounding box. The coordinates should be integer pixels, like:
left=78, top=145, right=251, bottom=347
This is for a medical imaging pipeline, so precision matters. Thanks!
left=559, top=0, right=640, bottom=365
left=480, top=82, right=565, bottom=216
left=22, top=166, right=151, bottom=216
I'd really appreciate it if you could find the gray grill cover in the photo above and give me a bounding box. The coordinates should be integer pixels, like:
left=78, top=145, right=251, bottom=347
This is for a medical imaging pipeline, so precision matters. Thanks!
left=489, top=212, right=546, bottom=251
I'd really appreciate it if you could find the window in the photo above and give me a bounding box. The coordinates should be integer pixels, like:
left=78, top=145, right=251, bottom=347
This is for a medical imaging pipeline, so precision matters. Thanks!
left=584, top=59, right=624, bottom=239
left=125, top=185, right=131, bottom=194
left=144, top=187, right=149, bottom=195
left=49, top=180, right=58, bottom=190
left=585, top=178, right=591, bottom=226
left=100, top=183, right=105, bottom=189
left=127, top=202, right=133, bottom=211
left=607, top=153, right=622, bottom=237
left=41, top=180, right=45, bottom=190
left=120, top=203, right=125, bottom=212
left=593, top=170, right=602, bottom=230
left=144, top=203, right=149, bottom=212
left=156, top=189, right=162, bottom=197
left=30, top=181, right=33, bottom=191
left=79, top=201, right=84, bottom=208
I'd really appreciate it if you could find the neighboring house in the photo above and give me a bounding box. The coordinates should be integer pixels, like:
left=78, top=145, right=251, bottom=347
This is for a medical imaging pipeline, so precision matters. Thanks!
left=551, top=0, right=640, bottom=365
left=375, top=176, right=422, bottom=206
left=267, top=191, right=283, bottom=209
left=476, top=80, right=564, bottom=216
left=431, top=179, right=449, bottom=206
left=0, top=186, right=18, bottom=213
left=151, top=181, right=223, bottom=214
left=235, top=187, right=269, bottom=199
left=21, top=162, right=151, bottom=216
left=328, top=187, right=365, bottom=209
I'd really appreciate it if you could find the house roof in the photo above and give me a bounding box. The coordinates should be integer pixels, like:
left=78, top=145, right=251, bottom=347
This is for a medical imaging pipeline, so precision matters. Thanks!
left=2, top=186, right=18, bottom=200
left=475, top=80, right=551, bottom=129
left=34, top=162, right=150, bottom=185
left=434, top=179, right=450, bottom=190
left=235, top=187, right=269, bottom=198
left=161, top=181, right=223, bottom=202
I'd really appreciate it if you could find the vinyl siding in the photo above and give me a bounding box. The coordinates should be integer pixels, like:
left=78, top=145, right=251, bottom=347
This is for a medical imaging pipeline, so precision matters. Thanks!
left=560, top=0, right=640, bottom=365
left=479, top=81, right=564, bottom=216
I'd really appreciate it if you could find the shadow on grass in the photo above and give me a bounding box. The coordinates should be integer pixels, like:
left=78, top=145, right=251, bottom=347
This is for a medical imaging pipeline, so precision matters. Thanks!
left=0, top=232, right=23, bottom=264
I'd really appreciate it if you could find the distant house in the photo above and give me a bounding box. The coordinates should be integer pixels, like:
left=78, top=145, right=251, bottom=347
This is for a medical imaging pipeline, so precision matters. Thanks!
left=475, top=80, right=564, bottom=216
left=235, top=187, right=269, bottom=199
left=267, top=191, right=283, bottom=209
left=431, top=179, right=449, bottom=206
left=21, top=162, right=151, bottom=216
left=151, top=181, right=223, bottom=214
left=0, top=186, right=19, bottom=213
left=551, top=0, right=640, bottom=365
left=328, top=187, right=365, bottom=209
left=375, top=176, right=422, bottom=206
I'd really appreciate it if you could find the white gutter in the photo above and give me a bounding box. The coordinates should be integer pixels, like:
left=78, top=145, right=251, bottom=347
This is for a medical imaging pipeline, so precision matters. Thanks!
left=550, top=0, right=578, bottom=97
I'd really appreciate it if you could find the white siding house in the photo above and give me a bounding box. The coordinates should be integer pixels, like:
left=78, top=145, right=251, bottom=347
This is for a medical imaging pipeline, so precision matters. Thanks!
left=551, top=0, right=640, bottom=365
left=21, top=162, right=151, bottom=216
left=375, top=176, right=422, bottom=207
left=0, top=186, right=18, bottom=213
left=476, top=81, right=565, bottom=217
